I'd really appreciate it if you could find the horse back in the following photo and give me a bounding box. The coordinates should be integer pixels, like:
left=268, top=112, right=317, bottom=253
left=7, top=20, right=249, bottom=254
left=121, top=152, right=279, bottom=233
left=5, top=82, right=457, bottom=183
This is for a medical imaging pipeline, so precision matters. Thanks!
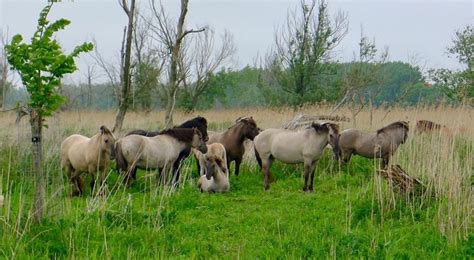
left=60, top=134, right=92, bottom=170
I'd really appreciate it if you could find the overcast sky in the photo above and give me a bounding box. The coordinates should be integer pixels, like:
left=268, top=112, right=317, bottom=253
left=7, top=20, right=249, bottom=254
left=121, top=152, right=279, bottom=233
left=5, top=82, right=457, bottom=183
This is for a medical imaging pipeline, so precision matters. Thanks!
left=1, top=0, right=472, bottom=84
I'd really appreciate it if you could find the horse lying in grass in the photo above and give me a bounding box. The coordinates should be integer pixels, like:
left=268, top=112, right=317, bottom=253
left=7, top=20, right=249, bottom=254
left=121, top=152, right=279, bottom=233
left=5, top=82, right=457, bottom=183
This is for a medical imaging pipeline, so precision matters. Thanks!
left=206, top=117, right=260, bottom=176
left=61, top=126, right=116, bottom=196
left=196, top=143, right=229, bottom=193
left=125, top=116, right=209, bottom=184
left=115, top=128, right=208, bottom=186
left=254, top=122, right=340, bottom=191
left=338, top=121, right=409, bottom=168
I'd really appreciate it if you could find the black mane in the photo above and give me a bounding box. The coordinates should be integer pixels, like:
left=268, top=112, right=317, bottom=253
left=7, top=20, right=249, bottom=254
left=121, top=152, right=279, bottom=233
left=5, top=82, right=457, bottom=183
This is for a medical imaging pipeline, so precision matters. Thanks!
left=377, top=121, right=409, bottom=134
left=126, top=116, right=208, bottom=139
left=159, top=128, right=196, bottom=143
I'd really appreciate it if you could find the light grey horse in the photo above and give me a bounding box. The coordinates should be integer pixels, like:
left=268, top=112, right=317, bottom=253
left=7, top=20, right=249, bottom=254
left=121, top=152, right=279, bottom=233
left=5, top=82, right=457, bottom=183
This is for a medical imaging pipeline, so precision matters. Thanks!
left=254, top=122, right=340, bottom=191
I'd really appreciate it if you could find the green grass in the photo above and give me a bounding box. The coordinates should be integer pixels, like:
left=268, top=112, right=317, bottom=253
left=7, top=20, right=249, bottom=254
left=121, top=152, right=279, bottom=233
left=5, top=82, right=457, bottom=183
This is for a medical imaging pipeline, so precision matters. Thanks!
left=0, top=147, right=472, bottom=258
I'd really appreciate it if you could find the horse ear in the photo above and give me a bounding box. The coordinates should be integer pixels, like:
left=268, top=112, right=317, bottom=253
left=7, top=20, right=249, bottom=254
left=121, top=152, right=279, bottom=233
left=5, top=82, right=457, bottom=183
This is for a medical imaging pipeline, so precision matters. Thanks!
left=100, top=125, right=105, bottom=135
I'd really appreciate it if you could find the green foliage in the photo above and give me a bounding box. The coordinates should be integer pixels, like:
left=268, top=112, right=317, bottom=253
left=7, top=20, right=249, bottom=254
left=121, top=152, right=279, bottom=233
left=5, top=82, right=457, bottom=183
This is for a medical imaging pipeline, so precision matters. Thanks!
left=268, top=0, right=347, bottom=107
left=429, top=25, right=474, bottom=104
left=5, top=2, right=93, bottom=117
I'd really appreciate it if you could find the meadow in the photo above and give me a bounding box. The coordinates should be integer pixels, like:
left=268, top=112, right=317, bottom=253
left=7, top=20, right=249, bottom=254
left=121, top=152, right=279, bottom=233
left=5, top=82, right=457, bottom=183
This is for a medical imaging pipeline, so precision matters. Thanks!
left=0, top=105, right=473, bottom=258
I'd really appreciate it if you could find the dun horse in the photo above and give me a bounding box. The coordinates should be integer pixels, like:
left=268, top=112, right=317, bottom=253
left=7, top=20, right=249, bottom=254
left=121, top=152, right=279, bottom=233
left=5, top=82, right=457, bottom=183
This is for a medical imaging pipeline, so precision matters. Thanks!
left=61, top=126, right=116, bottom=196
left=116, top=128, right=207, bottom=186
left=254, top=122, right=340, bottom=191
left=206, top=117, right=260, bottom=176
left=197, top=143, right=229, bottom=193
left=338, top=121, right=409, bottom=168
left=126, top=116, right=209, bottom=182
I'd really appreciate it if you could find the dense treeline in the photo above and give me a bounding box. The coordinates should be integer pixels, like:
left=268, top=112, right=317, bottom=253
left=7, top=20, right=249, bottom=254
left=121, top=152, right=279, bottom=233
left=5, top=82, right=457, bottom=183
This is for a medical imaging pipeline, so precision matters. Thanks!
left=1, top=61, right=445, bottom=111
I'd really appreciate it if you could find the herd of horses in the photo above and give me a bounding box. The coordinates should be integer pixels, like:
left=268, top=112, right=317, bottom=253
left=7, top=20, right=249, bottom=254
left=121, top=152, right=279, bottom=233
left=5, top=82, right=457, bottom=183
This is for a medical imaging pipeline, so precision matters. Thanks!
left=61, top=115, right=442, bottom=195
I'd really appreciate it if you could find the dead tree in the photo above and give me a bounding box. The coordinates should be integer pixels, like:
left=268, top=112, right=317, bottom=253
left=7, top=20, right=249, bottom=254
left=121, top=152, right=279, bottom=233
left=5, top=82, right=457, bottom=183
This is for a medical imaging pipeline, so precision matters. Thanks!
left=148, top=0, right=205, bottom=128
left=113, top=0, right=136, bottom=133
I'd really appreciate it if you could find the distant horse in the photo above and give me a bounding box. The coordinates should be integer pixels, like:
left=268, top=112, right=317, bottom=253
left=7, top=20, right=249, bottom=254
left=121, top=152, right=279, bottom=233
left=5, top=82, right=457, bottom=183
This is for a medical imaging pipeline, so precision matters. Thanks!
left=339, top=121, right=409, bottom=168
left=125, top=116, right=209, bottom=183
left=206, top=116, right=260, bottom=176
left=61, top=126, right=116, bottom=196
left=254, top=122, right=340, bottom=191
left=115, top=128, right=208, bottom=186
left=196, top=143, right=229, bottom=193
left=415, top=120, right=443, bottom=134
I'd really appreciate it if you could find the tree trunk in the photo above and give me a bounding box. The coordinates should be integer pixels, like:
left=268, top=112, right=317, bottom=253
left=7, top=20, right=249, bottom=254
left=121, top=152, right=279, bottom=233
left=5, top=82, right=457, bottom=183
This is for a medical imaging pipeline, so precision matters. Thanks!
left=30, top=109, right=44, bottom=223
left=113, top=0, right=136, bottom=133
left=369, top=90, right=373, bottom=128
left=164, top=87, right=177, bottom=128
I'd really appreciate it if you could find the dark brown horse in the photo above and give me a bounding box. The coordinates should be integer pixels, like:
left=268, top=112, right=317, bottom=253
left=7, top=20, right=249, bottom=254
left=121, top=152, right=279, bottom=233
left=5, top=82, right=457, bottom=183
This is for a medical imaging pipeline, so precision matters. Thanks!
left=124, top=116, right=208, bottom=186
left=415, top=120, right=443, bottom=134
left=206, top=117, right=260, bottom=176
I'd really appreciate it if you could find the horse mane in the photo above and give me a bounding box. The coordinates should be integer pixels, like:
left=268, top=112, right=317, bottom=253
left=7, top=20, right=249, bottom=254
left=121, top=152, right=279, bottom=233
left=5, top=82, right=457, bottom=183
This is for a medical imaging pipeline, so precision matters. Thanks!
left=179, top=116, right=207, bottom=128
left=377, top=121, right=409, bottom=134
left=309, top=122, right=329, bottom=133
left=126, top=116, right=208, bottom=137
left=159, top=128, right=196, bottom=143
left=230, top=116, right=257, bottom=129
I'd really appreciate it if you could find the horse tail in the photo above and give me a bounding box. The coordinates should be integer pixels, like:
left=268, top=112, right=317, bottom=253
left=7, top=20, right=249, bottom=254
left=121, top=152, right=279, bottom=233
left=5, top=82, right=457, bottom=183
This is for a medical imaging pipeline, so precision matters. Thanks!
left=115, top=141, right=128, bottom=174
left=254, top=145, right=262, bottom=170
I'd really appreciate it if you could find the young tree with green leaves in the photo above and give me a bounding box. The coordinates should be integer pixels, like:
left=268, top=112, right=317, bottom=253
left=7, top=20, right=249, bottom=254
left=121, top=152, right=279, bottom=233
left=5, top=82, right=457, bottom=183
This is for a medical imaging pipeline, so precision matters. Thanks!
left=5, top=2, right=93, bottom=222
left=429, top=25, right=473, bottom=104
left=268, top=0, right=348, bottom=107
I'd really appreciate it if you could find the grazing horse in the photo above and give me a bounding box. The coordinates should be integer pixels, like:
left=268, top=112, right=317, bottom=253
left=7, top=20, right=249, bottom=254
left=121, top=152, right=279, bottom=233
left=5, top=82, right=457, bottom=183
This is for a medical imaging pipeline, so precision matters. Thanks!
left=125, top=116, right=209, bottom=183
left=339, top=121, right=409, bottom=168
left=254, top=122, right=340, bottom=191
left=206, top=116, right=260, bottom=176
left=61, top=126, right=116, bottom=196
left=116, top=128, right=208, bottom=186
left=415, top=120, right=443, bottom=134
left=197, top=143, right=229, bottom=193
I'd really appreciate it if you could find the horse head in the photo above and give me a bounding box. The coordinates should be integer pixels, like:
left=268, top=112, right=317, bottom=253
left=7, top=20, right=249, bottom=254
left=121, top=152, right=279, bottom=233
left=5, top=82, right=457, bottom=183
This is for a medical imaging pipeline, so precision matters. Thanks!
left=238, top=116, right=260, bottom=140
left=377, top=121, right=409, bottom=145
left=192, top=127, right=208, bottom=154
left=99, top=125, right=116, bottom=160
left=311, top=122, right=341, bottom=161
left=205, top=155, right=226, bottom=181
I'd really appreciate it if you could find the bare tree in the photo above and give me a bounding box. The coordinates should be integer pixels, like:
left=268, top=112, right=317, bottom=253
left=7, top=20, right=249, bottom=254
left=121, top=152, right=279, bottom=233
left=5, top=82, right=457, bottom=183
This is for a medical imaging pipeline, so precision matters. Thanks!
left=338, top=30, right=389, bottom=127
left=1, top=28, right=10, bottom=110
left=83, top=64, right=98, bottom=107
left=268, top=0, right=348, bottom=107
left=112, top=0, right=137, bottom=132
left=179, top=29, right=235, bottom=112
left=148, top=0, right=205, bottom=128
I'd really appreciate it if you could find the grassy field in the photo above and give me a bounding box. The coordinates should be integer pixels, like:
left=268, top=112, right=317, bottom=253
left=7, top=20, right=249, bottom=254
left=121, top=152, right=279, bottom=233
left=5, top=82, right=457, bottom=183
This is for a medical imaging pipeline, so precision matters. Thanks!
left=0, top=106, right=473, bottom=258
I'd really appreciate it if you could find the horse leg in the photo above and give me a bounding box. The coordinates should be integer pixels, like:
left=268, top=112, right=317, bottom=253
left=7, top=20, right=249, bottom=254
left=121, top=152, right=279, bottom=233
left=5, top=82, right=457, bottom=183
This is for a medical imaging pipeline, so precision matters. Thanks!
left=70, top=173, right=82, bottom=197
left=303, top=163, right=311, bottom=192
left=262, top=157, right=273, bottom=191
left=172, top=160, right=181, bottom=188
left=234, top=157, right=242, bottom=176
left=381, top=156, right=390, bottom=169
left=89, top=165, right=100, bottom=196
left=342, top=150, right=352, bottom=164
left=308, top=161, right=317, bottom=192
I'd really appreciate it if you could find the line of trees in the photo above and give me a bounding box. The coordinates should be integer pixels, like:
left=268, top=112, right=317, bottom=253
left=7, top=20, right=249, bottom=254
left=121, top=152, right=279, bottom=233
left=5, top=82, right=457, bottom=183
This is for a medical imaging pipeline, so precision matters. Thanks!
left=1, top=0, right=472, bottom=119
